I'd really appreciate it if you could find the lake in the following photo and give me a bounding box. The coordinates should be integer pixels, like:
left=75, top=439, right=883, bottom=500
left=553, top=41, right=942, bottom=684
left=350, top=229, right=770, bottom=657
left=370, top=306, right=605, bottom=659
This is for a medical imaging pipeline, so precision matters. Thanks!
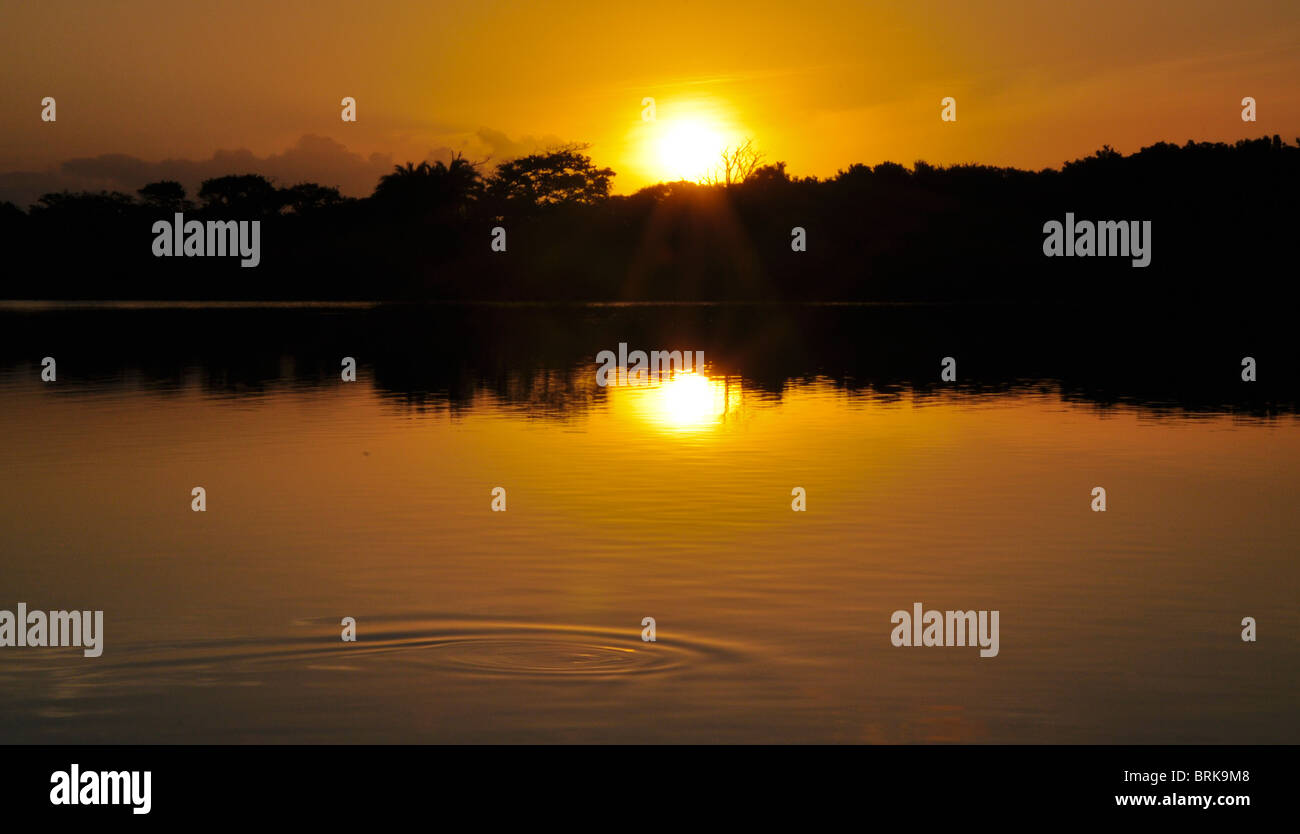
left=1, top=302, right=1296, bottom=743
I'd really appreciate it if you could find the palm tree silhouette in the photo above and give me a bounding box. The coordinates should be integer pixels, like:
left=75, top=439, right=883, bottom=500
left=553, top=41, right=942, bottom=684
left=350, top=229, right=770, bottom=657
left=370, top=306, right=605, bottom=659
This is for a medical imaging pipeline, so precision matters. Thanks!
left=373, top=154, right=483, bottom=219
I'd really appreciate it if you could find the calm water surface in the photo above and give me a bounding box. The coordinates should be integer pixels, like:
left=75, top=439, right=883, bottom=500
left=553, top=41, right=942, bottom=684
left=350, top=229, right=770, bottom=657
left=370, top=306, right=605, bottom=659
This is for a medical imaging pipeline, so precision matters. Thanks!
left=1, top=304, right=1296, bottom=742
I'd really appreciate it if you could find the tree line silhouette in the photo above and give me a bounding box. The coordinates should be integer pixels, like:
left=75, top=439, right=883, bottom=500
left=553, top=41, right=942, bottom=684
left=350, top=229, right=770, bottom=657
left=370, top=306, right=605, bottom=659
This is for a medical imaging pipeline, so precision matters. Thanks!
left=1, top=136, right=1295, bottom=305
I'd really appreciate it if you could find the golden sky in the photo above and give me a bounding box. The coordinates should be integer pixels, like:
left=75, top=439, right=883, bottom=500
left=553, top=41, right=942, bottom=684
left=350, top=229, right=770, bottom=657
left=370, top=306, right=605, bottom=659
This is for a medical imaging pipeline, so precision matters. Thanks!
left=2, top=0, right=1298, bottom=196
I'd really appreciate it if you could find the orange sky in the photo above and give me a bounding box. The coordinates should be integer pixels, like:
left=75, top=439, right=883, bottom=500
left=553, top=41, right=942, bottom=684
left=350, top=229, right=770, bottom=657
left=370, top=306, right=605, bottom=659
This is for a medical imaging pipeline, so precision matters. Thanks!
left=1, top=0, right=1298, bottom=197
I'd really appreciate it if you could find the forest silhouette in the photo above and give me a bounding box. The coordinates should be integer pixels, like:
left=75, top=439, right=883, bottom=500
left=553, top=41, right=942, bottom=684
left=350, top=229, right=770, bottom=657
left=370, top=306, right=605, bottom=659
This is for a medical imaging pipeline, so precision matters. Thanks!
left=1, top=136, right=1295, bottom=305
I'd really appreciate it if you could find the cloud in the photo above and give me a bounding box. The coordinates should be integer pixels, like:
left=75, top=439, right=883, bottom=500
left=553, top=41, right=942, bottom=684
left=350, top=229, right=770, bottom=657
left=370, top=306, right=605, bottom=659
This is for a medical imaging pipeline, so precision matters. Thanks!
left=472, top=128, right=568, bottom=165
left=416, top=130, right=570, bottom=174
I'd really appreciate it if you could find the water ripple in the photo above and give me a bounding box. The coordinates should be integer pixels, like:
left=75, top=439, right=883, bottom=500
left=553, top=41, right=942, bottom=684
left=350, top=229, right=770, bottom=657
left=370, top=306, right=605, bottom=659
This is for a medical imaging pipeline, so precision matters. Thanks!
left=73, top=616, right=747, bottom=683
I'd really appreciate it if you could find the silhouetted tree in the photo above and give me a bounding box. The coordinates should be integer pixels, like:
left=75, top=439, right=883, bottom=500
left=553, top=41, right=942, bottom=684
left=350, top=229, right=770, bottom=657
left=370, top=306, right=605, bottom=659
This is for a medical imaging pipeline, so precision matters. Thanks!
left=372, top=154, right=482, bottom=219
left=279, top=183, right=346, bottom=214
left=30, top=190, right=137, bottom=218
left=745, top=161, right=791, bottom=186
left=706, top=138, right=764, bottom=186
left=137, top=181, right=192, bottom=214
left=198, top=174, right=282, bottom=216
left=485, top=144, right=614, bottom=210
left=871, top=161, right=910, bottom=182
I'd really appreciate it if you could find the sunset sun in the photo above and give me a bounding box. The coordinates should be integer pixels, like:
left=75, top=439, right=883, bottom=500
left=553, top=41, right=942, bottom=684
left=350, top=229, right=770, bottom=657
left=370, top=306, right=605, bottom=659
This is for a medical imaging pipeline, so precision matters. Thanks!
left=655, top=118, right=727, bottom=182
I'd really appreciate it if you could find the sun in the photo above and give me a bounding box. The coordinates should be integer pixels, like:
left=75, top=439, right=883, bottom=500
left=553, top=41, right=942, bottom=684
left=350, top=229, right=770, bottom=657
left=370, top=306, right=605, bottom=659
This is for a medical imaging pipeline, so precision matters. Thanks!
left=656, top=118, right=726, bottom=183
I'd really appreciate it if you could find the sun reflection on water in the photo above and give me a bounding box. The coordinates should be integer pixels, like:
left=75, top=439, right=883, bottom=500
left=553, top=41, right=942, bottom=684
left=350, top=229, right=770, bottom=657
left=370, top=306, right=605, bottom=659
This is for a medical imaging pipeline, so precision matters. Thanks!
left=616, top=372, right=738, bottom=433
